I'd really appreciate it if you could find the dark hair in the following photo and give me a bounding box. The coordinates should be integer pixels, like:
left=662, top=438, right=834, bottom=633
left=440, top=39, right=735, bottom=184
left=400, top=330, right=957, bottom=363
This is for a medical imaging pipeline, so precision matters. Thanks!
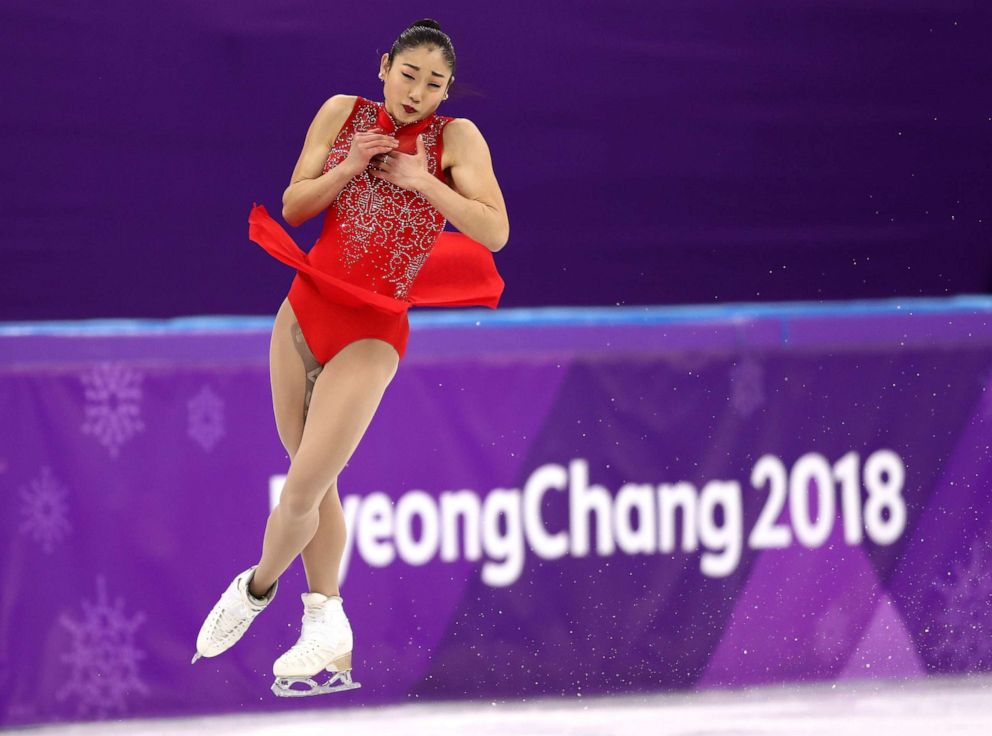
left=388, top=18, right=456, bottom=81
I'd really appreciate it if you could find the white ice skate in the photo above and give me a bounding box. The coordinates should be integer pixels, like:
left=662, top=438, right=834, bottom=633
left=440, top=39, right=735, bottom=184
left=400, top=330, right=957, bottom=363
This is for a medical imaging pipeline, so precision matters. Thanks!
left=191, top=565, right=278, bottom=664
left=271, top=592, right=361, bottom=697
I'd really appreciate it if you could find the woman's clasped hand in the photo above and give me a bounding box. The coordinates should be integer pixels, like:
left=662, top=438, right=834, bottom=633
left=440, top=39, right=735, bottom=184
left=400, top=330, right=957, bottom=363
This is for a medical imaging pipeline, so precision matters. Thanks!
left=371, top=134, right=430, bottom=192
left=342, top=126, right=398, bottom=173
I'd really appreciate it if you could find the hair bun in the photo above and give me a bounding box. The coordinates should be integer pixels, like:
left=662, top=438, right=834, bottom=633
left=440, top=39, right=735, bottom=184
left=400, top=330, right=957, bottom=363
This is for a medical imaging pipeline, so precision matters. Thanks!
left=407, top=18, right=442, bottom=33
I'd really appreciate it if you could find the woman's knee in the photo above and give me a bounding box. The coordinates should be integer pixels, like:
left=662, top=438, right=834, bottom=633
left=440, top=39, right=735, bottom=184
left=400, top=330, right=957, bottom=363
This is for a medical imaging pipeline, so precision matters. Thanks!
left=280, top=485, right=326, bottom=519
left=280, top=468, right=338, bottom=519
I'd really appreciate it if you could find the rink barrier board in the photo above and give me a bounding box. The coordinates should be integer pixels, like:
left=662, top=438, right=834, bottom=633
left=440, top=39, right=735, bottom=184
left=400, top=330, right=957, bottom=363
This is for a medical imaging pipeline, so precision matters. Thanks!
left=1, top=296, right=992, bottom=727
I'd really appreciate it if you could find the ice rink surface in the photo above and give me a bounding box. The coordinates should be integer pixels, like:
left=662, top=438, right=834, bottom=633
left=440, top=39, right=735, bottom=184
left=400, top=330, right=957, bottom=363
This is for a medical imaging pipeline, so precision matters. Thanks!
left=10, top=673, right=992, bottom=736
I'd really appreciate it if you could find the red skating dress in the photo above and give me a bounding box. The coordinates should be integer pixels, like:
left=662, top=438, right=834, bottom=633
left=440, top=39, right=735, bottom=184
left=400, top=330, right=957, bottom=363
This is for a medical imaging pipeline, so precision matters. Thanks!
left=247, top=95, right=505, bottom=364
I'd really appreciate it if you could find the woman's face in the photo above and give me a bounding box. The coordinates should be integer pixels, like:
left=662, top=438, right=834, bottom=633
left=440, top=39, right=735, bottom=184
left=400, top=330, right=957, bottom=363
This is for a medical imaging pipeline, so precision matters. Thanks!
left=379, top=46, right=452, bottom=123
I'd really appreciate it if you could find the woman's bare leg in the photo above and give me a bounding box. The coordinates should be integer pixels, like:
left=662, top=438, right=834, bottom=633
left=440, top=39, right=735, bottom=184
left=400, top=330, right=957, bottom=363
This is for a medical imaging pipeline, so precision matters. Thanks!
left=257, top=298, right=395, bottom=599
left=251, top=298, right=307, bottom=597
left=249, top=331, right=398, bottom=597
left=299, top=483, right=348, bottom=597
left=268, top=299, right=308, bottom=471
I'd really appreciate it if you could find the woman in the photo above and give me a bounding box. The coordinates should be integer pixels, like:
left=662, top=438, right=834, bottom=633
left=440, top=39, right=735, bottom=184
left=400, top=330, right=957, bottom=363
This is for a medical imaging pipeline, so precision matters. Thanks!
left=191, top=19, right=508, bottom=697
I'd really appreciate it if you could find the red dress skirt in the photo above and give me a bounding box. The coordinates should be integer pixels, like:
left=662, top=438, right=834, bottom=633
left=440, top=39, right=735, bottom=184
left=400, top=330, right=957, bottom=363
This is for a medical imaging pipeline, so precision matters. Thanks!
left=247, top=203, right=505, bottom=363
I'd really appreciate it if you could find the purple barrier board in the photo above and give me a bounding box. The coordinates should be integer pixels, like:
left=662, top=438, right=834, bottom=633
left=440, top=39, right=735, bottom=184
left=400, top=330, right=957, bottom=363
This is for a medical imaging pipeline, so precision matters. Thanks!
left=2, top=297, right=991, bottom=728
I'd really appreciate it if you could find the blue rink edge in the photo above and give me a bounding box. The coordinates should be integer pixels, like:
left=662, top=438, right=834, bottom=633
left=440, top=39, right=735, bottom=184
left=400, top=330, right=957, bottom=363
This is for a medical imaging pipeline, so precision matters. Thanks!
left=2, top=294, right=991, bottom=337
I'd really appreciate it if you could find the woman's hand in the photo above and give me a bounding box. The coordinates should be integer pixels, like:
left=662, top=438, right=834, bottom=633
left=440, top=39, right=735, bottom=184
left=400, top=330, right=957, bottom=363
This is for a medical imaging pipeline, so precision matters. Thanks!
left=371, top=134, right=431, bottom=192
left=342, top=127, right=399, bottom=175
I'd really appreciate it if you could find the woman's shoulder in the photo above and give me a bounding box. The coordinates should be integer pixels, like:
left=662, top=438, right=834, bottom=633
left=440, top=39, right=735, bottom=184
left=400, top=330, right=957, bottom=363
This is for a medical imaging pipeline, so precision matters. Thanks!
left=441, top=116, right=488, bottom=139
left=319, top=94, right=364, bottom=118
left=441, top=117, right=490, bottom=153
left=309, top=95, right=368, bottom=142
left=439, top=117, right=494, bottom=173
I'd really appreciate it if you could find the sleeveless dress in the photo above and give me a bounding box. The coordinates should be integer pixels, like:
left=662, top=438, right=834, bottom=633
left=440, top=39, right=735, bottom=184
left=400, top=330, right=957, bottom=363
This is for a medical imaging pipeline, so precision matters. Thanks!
left=247, top=95, right=505, bottom=364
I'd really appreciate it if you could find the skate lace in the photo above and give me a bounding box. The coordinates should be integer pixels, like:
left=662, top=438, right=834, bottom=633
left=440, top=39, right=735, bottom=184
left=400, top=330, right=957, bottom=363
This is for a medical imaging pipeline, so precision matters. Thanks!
left=303, top=608, right=322, bottom=625
left=294, top=607, right=350, bottom=655
left=211, top=588, right=257, bottom=643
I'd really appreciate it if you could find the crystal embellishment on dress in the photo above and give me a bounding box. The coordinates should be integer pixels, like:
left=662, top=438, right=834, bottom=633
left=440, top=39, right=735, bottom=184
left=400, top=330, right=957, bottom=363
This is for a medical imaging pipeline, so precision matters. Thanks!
left=316, top=98, right=453, bottom=300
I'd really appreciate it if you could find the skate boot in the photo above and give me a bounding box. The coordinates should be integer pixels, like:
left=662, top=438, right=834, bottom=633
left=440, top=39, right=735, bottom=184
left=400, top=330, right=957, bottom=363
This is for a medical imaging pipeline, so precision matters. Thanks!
left=271, top=592, right=361, bottom=697
left=191, top=565, right=278, bottom=664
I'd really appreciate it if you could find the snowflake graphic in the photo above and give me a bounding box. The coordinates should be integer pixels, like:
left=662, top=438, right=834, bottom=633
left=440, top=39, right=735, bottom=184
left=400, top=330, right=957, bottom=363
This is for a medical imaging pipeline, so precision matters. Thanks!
left=187, top=384, right=225, bottom=452
left=930, top=541, right=992, bottom=672
left=58, top=576, right=148, bottom=717
left=729, top=356, right=765, bottom=417
left=18, top=465, right=71, bottom=553
left=80, top=362, right=145, bottom=458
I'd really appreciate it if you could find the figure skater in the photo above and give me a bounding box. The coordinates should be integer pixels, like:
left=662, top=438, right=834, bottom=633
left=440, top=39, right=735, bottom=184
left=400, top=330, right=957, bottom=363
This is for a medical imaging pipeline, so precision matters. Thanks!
left=191, top=18, right=508, bottom=697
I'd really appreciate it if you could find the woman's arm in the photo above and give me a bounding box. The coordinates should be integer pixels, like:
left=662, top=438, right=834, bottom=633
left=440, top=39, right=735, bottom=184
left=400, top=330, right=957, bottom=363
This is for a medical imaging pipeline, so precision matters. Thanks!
left=372, top=119, right=509, bottom=252
left=281, top=95, right=399, bottom=227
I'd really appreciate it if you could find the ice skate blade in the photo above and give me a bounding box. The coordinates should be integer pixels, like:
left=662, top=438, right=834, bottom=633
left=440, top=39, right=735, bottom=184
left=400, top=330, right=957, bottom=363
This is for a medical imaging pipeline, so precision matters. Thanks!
left=271, top=670, right=362, bottom=698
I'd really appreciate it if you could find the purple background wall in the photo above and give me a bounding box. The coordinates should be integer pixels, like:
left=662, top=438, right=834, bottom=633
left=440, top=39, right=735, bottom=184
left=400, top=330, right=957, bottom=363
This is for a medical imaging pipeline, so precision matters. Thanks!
left=2, top=1, right=990, bottom=321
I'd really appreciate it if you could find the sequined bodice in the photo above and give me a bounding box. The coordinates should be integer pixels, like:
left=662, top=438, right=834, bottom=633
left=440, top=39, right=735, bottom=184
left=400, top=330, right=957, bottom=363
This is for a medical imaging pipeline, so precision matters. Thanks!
left=309, top=96, right=453, bottom=300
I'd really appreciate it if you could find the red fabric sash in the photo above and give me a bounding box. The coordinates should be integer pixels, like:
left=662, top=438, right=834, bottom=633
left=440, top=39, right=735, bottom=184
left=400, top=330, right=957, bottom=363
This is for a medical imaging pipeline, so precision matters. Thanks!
left=247, top=203, right=504, bottom=314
